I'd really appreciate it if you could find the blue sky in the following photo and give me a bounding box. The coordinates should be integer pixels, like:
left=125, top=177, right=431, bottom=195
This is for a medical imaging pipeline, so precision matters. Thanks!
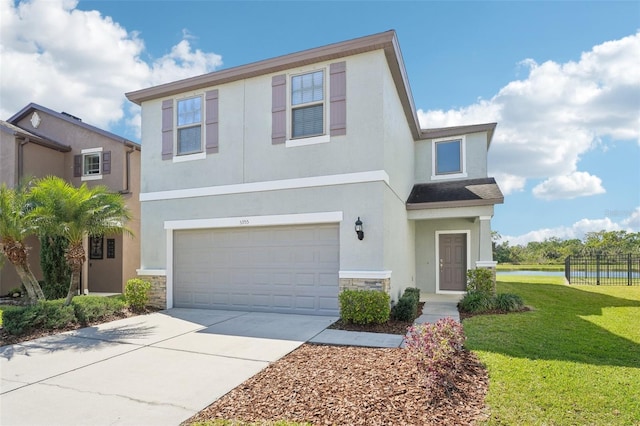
left=1, top=0, right=639, bottom=244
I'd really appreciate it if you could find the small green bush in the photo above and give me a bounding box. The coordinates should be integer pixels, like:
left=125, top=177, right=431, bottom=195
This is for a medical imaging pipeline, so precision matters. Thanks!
left=2, top=300, right=76, bottom=336
left=392, top=287, right=421, bottom=321
left=458, top=291, right=495, bottom=313
left=125, top=278, right=151, bottom=311
left=339, top=289, right=390, bottom=325
left=466, top=268, right=495, bottom=295
left=41, top=279, right=69, bottom=300
left=494, top=293, right=524, bottom=312
left=7, top=286, right=23, bottom=297
left=73, top=295, right=127, bottom=324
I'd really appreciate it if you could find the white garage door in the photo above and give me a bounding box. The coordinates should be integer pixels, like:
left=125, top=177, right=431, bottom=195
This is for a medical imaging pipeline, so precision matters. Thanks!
left=173, top=224, right=339, bottom=315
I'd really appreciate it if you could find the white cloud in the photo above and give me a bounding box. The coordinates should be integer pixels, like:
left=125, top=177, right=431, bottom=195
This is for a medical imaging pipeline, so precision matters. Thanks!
left=532, top=171, right=605, bottom=200
left=621, top=207, right=640, bottom=229
left=501, top=207, right=639, bottom=246
left=0, top=0, right=222, bottom=136
left=418, top=31, right=640, bottom=199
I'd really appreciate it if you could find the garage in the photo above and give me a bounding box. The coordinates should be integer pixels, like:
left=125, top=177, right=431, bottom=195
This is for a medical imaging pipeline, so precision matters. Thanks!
left=173, top=224, right=340, bottom=315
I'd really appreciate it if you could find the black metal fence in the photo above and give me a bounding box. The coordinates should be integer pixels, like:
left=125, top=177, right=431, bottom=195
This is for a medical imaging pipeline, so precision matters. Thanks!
left=565, top=254, right=640, bottom=286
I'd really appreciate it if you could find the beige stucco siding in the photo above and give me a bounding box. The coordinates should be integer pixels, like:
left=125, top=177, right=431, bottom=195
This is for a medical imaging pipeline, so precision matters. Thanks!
left=0, top=131, right=18, bottom=187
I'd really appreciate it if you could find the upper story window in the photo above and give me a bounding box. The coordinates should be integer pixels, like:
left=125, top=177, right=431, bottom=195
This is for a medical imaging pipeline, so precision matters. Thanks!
left=84, top=153, right=101, bottom=175
left=271, top=62, right=346, bottom=148
left=74, top=147, right=111, bottom=181
left=176, top=96, right=202, bottom=155
left=291, top=70, right=324, bottom=139
left=161, top=90, right=218, bottom=163
left=432, top=136, right=467, bottom=180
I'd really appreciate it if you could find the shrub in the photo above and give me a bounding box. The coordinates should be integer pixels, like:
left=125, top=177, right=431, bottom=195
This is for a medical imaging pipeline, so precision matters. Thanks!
left=404, top=287, right=420, bottom=302
left=404, top=317, right=466, bottom=396
left=39, top=235, right=71, bottom=300
left=494, top=293, right=524, bottom=312
left=73, top=295, right=127, bottom=324
left=466, top=268, right=495, bottom=295
left=7, top=286, right=23, bottom=297
left=124, top=278, right=151, bottom=311
left=2, top=300, right=76, bottom=336
left=392, top=287, right=421, bottom=321
left=339, top=289, right=390, bottom=325
left=458, top=291, right=495, bottom=313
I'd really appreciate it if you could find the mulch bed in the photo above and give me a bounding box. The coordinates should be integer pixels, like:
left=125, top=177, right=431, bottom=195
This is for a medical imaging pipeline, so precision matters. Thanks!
left=186, top=344, right=489, bottom=426
left=187, top=302, right=491, bottom=425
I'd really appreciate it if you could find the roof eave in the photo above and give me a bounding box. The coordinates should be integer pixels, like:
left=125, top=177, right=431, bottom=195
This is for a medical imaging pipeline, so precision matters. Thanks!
left=125, top=30, right=422, bottom=139
left=7, top=103, right=140, bottom=149
left=406, top=197, right=504, bottom=210
left=419, top=122, right=497, bottom=147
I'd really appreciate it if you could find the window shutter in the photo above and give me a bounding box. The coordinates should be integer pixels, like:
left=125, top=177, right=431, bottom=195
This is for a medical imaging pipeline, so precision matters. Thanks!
left=272, top=74, right=286, bottom=144
left=74, top=154, right=82, bottom=177
left=330, top=62, right=347, bottom=136
left=102, top=151, right=111, bottom=174
left=205, top=90, right=219, bottom=154
left=162, top=99, right=174, bottom=160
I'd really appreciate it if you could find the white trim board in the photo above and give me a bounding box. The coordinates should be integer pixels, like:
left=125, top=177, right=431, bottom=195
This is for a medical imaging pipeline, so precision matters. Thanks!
left=136, top=269, right=167, bottom=276
left=165, top=211, right=344, bottom=230
left=141, top=170, right=390, bottom=202
left=339, top=270, right=392, bottom=279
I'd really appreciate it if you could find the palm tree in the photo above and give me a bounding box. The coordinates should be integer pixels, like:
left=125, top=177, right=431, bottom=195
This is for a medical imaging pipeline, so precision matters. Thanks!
left=29, top=176, right=132, bottom=305
left=0, top=182, right=45, bottom=302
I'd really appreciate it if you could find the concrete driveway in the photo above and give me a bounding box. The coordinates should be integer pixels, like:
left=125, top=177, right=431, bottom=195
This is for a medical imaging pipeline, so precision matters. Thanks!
left=1, top=309, right=337, bottom=426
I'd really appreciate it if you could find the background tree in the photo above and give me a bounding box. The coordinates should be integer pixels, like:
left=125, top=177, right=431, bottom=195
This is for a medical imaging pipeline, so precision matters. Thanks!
left=0, top=183, right=45, bottom=302
left=493, top=230, right=640, bottom=264
left=29, top=177, right=132, bottom=305
left=39, top=234, right=71, bottom=299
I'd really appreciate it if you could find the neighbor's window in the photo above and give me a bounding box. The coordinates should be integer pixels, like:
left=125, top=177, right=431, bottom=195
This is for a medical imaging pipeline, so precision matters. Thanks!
left=291, top=70, right=324, bottom=138
left=83, top=153, right=101, bottom=175
left=177, top=96, right=202, bottom=155
left=435, top=139, right=463, bottom=175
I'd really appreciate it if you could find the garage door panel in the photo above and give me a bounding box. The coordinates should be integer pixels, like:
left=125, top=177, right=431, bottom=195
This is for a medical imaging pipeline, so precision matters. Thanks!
left=174, top=224, right=339, bottom=315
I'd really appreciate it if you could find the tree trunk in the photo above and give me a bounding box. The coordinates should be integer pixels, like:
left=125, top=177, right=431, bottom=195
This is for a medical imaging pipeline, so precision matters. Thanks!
left=1, top=238, right=45, bottom=303
left=64, top=242, right=86, bottom=306
left=64, top=269, right=80, bottom=306
left=12, top=263, right=45, bottom=303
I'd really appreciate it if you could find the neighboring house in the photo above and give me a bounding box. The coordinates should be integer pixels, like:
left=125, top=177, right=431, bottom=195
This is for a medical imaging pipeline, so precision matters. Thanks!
left=126, top=30, right=503, bottom=315
left=0, top=103, right=141, bottom=296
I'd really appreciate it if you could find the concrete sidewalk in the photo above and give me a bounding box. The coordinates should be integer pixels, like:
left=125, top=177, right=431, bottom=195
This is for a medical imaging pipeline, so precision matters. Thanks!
left=1, top=309, right=336, bottom=426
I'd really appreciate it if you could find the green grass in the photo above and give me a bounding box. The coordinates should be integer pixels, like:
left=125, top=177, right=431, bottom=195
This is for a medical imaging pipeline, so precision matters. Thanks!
left=496, top=263, right=564, bottom=271
left=464, top=276, right=640, bottom=425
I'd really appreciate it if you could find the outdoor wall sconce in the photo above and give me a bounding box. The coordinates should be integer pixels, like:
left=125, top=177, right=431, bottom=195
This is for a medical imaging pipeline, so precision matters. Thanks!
left=355, top=217, right=364, bottom=240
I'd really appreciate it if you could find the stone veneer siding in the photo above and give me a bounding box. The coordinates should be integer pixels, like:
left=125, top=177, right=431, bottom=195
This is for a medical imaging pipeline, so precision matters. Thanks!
left=138, top=275, right=167, bottom=309
left=339, top=277, right=390, bottom=294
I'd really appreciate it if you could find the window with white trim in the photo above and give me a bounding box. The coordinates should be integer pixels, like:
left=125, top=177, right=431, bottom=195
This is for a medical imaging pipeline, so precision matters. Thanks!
left=75, top=147, right=109, bottom=181
left=83, top=153, right=101, bottom=175
left=432, top=136, right=467, bottom=179
left=290, top=70, right=325, bottom=139
left=176, top=96, right=202, bottom=155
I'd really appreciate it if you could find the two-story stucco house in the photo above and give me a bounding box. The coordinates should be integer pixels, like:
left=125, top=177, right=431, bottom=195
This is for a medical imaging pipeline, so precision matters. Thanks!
left=0, top=103, right=141, bottom=296
left=126, top=30, right=503, bottom=315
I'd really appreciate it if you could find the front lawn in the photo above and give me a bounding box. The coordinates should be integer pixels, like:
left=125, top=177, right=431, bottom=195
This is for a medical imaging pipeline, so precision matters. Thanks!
left=464, top=276, right=640, bottom=425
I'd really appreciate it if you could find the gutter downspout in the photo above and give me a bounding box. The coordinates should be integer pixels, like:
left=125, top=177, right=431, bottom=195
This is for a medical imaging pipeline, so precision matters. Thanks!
left=17, top=138, right=29, bottom=183
left=119, top=144, right=135, bottom=194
